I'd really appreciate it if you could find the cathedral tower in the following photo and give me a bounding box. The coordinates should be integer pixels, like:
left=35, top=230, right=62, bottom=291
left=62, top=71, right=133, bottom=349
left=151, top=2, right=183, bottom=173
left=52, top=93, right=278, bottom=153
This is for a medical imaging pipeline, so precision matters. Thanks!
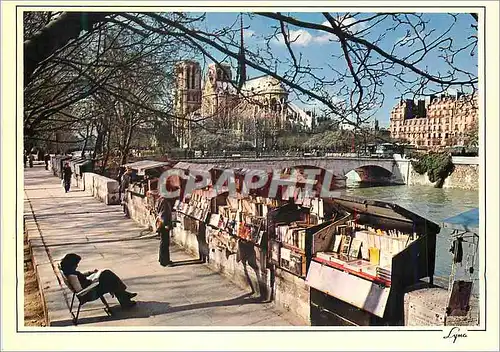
left=175, top=60, right=202, bottom=116
left=174, top=60, right=202, bottom=148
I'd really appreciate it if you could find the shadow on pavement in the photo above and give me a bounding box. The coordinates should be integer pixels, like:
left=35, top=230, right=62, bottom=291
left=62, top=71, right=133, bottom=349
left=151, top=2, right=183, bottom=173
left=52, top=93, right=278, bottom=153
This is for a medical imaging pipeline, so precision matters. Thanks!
left=50, top=300, right=171, bottom=326
left=170, top=259, right=205, bottom=267
left=51, top=292, right=267, bottom=326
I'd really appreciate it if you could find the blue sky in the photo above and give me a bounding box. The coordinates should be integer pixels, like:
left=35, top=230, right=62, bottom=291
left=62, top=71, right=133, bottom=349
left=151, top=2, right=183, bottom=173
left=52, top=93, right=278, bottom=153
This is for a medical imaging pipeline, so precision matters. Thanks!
left=190, top=12, right=478, bottom=128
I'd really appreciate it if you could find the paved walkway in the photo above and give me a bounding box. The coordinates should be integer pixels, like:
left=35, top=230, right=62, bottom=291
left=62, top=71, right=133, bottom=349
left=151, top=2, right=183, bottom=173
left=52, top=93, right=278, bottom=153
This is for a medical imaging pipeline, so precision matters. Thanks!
left=24, top=164, right=304, bottom=327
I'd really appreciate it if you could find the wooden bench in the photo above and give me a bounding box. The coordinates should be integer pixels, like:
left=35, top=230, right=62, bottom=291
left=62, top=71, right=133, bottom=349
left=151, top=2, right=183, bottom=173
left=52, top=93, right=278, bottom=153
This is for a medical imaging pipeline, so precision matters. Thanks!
left=57, top=264, right=112, bottom=325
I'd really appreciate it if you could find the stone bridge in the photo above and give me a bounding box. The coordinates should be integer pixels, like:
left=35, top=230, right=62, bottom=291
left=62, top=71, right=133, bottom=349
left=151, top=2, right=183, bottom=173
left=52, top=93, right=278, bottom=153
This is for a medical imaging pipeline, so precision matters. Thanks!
left=178, top=156, right=412, bottom=185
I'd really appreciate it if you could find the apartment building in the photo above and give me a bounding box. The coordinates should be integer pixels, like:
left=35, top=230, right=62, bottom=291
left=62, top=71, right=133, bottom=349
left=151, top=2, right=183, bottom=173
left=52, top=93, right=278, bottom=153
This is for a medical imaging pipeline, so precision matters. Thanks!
left=389, top=93, right=478, bottom=148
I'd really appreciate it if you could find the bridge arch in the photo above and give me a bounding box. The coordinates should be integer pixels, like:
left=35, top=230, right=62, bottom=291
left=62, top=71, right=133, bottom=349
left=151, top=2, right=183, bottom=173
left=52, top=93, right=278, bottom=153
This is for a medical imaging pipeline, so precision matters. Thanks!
left=345, top=164, right=397, bottom=187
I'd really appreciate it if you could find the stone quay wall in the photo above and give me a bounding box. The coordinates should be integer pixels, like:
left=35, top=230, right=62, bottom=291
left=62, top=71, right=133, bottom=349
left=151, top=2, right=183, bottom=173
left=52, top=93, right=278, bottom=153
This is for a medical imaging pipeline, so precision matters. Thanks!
left=126, top=187, right=157, bottom=229
left=408, top=157, right=479, bottom=190
left=82, top=172, right=120, bottom=205
left=171, top=221, right=272, bottom=302
left=274, top=268, right=310, bottom=323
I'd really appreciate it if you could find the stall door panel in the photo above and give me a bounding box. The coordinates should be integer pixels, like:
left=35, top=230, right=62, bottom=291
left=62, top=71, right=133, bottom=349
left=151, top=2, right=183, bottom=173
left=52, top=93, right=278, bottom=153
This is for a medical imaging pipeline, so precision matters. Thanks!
left=306, top=260, right=391, bottom=318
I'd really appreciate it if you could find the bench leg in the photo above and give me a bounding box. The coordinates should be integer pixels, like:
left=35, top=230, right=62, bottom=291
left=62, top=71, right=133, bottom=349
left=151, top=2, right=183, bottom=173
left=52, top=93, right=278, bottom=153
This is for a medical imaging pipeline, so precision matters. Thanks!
left=69, top=293, right=76, bottom=320
left=100, top=296, right=112, bottom=316
left=73, top=303, right=82, bottom=325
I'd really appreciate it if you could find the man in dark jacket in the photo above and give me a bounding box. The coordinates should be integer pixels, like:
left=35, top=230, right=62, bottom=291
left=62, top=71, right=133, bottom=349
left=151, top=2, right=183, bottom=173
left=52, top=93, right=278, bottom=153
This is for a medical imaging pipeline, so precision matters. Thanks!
left=120, top=167, right=132, bottom=217
left=156, top=195, right=173, bottom=267
left=62, top=162, right=72, bottom=192
left=44, top=153, right=50, bottom=170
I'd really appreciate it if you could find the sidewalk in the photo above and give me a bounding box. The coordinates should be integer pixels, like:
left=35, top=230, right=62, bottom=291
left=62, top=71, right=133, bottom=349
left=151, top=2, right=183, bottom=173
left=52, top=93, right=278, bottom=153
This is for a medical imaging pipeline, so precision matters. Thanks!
left=24, top=165, right=304, bottom=327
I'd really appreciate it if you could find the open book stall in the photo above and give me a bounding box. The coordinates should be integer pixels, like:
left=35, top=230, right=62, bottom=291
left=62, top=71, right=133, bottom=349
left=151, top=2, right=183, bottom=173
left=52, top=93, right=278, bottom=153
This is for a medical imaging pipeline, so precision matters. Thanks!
left=122, top=160, right=172, bottom=197
left=206, top=193, right=284, bottom=254
left=206, top=192, right=238, bottom=254
left=174, top=190, right=212, bottom=236
left=119, top=160, right=173, bottom=227
left=268, top=200, right=322, bottom=278
left=305, top=196, right=440, bottom=326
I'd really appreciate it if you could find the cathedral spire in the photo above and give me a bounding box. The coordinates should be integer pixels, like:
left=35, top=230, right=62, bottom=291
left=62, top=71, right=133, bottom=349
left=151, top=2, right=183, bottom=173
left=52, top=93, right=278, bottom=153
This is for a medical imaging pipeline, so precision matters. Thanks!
left=237, top=13, right=246, bottom=91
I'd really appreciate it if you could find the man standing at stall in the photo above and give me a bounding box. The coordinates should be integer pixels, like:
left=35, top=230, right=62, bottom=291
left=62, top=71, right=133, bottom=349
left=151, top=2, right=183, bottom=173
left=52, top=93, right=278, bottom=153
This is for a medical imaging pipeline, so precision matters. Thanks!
left=120, top=167, right=132, bottom=217
left=44, top=153, right=50, bottom=170
left=156, top=195, right=173, bottom=267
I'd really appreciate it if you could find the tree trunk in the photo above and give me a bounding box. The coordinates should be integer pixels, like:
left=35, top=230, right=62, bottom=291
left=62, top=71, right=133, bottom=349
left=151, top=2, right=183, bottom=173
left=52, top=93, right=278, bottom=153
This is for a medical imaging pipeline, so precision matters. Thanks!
left=120, top=123, right=135, bottom=166
left=100, top=128, right=112, bottom=175
left=81, top=123, right=92, bottom=157
left=93, top=127, right=103, bottom=159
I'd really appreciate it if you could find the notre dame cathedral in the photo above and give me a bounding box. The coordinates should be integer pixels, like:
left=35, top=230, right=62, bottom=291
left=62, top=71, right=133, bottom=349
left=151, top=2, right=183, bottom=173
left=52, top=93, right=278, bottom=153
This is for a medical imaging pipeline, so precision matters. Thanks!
left=172, top=60, right=315, bottom=149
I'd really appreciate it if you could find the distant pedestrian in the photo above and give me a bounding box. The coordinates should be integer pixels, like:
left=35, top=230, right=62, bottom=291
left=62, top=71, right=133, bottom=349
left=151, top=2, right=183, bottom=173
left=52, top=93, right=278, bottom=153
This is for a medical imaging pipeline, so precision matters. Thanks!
left=156, top=195, right=173, bottom=267
left=24, top=152, right=27, bottom=168
left=44, top=153, right=50, bottom=170
left=62, top=162, right=72, bottom=192
left=120, top=167, right=132, bottom=217
left=29, top=154, right=34, bottom=168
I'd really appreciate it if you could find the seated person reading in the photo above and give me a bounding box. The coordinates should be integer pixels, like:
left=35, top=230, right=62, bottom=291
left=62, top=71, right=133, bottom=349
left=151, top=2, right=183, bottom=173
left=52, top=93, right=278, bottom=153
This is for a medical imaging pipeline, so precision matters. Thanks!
left=60, top=253, right=137, bottom=308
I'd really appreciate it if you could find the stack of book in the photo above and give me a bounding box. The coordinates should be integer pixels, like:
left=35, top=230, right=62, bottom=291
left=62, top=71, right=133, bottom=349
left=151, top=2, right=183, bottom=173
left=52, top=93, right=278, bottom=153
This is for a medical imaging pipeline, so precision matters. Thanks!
left=376, top=266, right=392, bottom=281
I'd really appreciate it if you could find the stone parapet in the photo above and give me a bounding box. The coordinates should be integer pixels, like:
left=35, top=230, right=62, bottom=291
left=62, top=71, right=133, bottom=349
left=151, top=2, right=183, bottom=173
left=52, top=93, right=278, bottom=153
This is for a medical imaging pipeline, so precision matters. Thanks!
left=409, top=164, right=479, bottom=190
left=404, top=284, right=479, bottom=326
left=82, top=172, right=120, bottom=205
left=274, top=268, right=310, bottom=324
left=172, top=225, right=271, bottom=301
left=126, top=190, right=156, bottom=229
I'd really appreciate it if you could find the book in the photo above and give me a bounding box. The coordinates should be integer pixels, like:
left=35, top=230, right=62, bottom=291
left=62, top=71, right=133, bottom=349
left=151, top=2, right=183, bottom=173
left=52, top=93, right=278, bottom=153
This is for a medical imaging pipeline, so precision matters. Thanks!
left=340, top=235, right=352, bottom=257
left=344, top=259, right=372, bottom=272
left=349, top=238, right=362, bottom=259
left=332, top=235, right=342, bottom=253
left=88, top=270, right=102, bottom=282
left=329, top=252, right=349, bottom=265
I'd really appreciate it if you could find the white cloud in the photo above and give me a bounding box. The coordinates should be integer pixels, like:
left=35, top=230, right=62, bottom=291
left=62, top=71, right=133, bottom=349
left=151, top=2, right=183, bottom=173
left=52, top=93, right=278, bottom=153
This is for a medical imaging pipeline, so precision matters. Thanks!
left=244, top=29, right=255, bottom=38
left=338, top=16, right=367, bottom=35
left=289, top=29, right=314, bottom=45
left=275, top=29, right=314, bottom=46
left=315, top=20, right=337, bottom=43
left=273, top=16, right=367, bottom=47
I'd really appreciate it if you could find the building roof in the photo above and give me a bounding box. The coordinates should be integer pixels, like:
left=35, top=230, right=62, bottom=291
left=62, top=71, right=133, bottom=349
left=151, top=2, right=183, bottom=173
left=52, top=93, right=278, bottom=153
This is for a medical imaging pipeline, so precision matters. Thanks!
left=122, top=160, right=171, bottom=175
left=241, top=75, right=287, bottom=95
left=287, top=102, right=313, bottom=128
